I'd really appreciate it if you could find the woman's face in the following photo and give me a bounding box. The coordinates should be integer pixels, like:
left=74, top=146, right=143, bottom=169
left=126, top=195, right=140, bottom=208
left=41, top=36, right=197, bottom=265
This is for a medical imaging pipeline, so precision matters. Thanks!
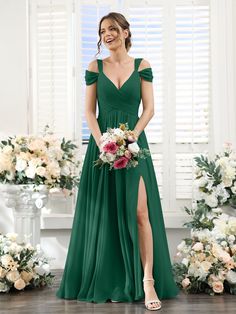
left=100, top=18, right=128, bottom=51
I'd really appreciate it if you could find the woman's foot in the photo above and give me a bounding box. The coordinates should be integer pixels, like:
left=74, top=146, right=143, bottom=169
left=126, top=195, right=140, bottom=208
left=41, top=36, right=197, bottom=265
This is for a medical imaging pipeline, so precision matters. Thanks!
left=143, top=278, right=162, bottom=311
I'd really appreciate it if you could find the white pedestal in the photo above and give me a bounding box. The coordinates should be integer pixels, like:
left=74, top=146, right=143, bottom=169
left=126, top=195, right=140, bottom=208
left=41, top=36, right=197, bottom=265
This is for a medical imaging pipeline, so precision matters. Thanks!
left=0, top=184, right=49, bottom=245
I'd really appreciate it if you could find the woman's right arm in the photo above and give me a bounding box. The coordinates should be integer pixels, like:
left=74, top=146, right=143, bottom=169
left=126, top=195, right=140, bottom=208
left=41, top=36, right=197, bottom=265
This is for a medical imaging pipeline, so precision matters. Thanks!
left=85, top=60, right=102, bottom=147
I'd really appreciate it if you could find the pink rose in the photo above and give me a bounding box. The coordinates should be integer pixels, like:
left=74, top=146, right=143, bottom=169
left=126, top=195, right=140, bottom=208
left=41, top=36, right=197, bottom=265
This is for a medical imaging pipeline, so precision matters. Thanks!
left=127, top=135, right=136, bottom=142
left=114, top=157, right=129, bottom=169
left=182, top=277, right=190, bottom=288
left=212, top=281, right=224, bottom=293
left=103, top=142, right=119, bottom=154
left=124, top=150, right=132, bottom=159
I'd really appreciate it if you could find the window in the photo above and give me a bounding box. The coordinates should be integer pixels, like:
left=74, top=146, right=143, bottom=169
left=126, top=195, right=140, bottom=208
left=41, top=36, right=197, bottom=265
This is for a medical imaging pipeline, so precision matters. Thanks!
left=29, top=0, right=211, bottom=223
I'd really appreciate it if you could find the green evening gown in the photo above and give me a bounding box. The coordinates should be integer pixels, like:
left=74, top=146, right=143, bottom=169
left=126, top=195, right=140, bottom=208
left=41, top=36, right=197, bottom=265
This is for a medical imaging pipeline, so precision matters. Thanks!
left=56, top=58, right=180, bottom=303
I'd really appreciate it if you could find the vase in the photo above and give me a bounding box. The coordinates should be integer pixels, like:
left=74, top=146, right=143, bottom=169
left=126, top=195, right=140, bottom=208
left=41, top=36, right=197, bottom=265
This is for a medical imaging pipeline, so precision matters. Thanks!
left=0, top=183, right=49, bottom=245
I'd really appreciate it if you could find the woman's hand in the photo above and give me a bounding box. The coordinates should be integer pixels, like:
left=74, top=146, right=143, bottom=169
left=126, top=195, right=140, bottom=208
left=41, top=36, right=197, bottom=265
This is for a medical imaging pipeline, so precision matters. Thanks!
left=132, top=129, right=140, bottom=141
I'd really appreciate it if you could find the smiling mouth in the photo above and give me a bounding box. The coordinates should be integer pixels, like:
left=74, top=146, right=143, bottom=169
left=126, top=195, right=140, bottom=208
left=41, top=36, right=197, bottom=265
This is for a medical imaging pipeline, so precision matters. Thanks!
left=106, top=38, right=114, bottom=44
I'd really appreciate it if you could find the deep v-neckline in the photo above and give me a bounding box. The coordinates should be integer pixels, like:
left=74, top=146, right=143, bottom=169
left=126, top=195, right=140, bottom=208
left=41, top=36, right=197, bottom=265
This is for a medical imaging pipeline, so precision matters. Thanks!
left=101, top=58, right=136, bottom=91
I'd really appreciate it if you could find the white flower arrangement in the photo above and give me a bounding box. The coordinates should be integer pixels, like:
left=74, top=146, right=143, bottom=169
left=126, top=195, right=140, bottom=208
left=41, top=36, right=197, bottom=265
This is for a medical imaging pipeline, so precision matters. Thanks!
left=192, top=142, right=236, bottom=209
left=173, top=142, right=236, bottom=295
left=0, top=125, right=80, bottom=195
left=0, top=233, right=54, bottom=293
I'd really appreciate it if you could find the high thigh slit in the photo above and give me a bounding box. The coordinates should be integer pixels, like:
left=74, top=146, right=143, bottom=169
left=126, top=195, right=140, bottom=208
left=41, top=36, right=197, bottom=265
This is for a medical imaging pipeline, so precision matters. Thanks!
left=56, top=57, right=180, bottom=303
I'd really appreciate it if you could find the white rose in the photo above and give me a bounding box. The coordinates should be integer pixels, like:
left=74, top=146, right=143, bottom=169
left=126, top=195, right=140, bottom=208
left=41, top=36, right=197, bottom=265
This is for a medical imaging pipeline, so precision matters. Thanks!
left=231, top=186, right=236, bottom=194
left=100, top=132, right=109, bottom=142
left=8, top=242, right=22, bottom=254
left=228, top=217, right=236, bottom=234
left=106, top=153, right=116, bottom=162
left=181, top=258, right=189, bottom=267
left=220, top=241, right=227, bottom=247
left=34, top=263, right=50, bottom=276
left=15, top=158, right=27, bottom=171
left=192, top=242, right=204, bottom=251
left=5, top=233, right=18, bottom=242
left=113, top=128, right=124, bottom=137
left=1, top=254, right=14, bottom=268
left=99, top=152, right=108, bottom=162
left=177, top=240, right=186, bottom=252
left=226, top=270, right=236, bottom=284
left=195, top=177, right=208, bottom=187
left=25, top=166, right=36, bottom=179
left=128, top=142, right=140, bottom=155
left=205, top=193, right=218, bottom=207
left=228, top=235, right=235, bottom=242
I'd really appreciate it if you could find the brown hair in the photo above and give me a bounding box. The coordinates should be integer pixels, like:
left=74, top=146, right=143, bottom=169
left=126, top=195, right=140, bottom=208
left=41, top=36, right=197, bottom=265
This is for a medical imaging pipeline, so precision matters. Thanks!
left=95, top=12, right=132, bottom=57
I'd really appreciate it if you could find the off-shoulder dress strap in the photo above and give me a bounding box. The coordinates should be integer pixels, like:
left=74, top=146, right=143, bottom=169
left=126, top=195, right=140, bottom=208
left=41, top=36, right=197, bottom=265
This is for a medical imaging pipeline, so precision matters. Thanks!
left=135, top=58, right=154, bottom=82
left=138, top=67, right=153, bottom=82
left=84, top=59, right=100, bottom=86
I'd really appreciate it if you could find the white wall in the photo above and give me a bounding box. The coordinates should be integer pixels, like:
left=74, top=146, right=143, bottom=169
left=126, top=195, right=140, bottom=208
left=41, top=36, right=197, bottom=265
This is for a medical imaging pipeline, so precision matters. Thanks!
left=0, top=0, right=28, bottom=135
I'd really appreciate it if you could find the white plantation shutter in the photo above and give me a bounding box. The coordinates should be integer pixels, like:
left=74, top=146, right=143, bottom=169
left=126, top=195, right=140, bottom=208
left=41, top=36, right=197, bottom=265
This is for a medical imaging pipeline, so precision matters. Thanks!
left=124, top=0, right=165, bottom=203
left=30, top=0, right=75, bottom=138
left=29, top=0, right=76, bottom=215
left=175, top=2, right=210, bottom=144
left=125, top=0, right=163, bottom=144
left=174, top=0, right=210, bottom=203
left=79, top=0, right=116, bottom=143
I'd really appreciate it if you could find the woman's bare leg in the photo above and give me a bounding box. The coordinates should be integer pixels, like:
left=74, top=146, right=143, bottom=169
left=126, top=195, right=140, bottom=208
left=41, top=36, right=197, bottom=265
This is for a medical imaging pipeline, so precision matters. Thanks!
left=137, top=176, right=160, bottom=309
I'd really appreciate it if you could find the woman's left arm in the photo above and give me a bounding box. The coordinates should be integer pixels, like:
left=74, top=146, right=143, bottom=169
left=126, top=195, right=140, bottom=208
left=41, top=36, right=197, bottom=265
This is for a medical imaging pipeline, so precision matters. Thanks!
left=133, top=59, right=154, bottom=139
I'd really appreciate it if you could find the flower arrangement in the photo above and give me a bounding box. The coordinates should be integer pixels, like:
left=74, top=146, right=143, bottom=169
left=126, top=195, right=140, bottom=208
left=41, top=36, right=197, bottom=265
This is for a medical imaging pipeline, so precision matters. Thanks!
left=0, top=125, right=80, bottom=195
left=0, top=233, right=54, bottom=293
left=193, top=142, right=236, bottom=210
left=173, top=142, right=236, bottom=295
left=94, top=123, right=150, bottom=170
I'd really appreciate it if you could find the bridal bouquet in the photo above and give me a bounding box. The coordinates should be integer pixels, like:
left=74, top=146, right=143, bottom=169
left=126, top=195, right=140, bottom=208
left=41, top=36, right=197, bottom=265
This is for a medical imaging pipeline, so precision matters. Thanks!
left=0, top=233, right=54, bottom=293
left=93, top=123, right=150, bottom=170
left=0, top=125, right=80, bottom=194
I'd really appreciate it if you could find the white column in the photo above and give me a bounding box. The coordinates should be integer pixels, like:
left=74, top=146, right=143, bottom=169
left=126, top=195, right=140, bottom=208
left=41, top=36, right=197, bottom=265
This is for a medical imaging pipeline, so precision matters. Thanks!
left=0, top=184, right=48, bottom=246
left=210, top=0, right=236, bottom=153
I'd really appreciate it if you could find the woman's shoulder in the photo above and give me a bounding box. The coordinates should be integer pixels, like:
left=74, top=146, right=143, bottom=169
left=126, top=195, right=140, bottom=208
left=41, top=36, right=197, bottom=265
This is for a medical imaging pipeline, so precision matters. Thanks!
left=138, top=58, right=152, bottom=71
left=87, top=59, right=99, bottom=73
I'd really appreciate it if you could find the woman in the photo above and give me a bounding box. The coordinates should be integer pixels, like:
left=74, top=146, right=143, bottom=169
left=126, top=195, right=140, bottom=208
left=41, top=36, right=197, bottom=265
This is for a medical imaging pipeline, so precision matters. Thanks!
left=56, top=12, right=179, bottom=311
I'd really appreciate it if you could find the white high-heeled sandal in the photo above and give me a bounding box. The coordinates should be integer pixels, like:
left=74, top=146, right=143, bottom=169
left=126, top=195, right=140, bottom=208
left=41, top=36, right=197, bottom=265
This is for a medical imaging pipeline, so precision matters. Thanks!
left=143, top=278, right=162, bottom=311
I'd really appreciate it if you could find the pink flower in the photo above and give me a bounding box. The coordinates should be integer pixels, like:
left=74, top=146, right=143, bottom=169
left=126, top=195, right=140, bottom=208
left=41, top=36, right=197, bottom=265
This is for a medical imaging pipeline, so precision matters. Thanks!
left=181, top=278, right=190, bottom=288
left=212, top=281, right=224, bottom=293
left=127, top=135, right=136, bottom=142
left=113, top=157, right=129, bottom=169
left=103, top=142, right=119, bottom=154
